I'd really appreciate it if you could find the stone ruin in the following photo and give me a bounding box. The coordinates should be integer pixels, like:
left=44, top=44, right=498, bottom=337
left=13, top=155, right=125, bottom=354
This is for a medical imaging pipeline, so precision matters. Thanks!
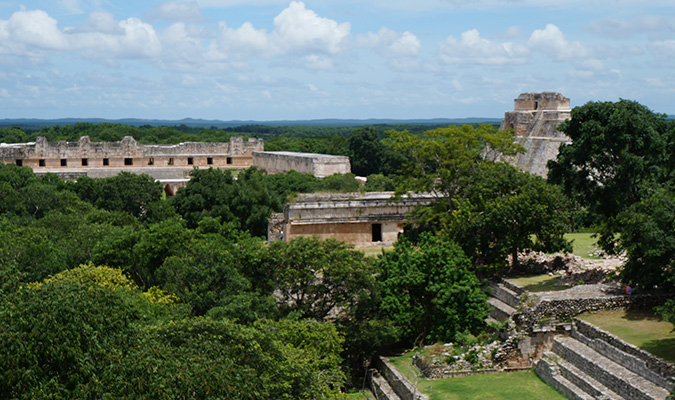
left=500, top=92, right=572, bottom=177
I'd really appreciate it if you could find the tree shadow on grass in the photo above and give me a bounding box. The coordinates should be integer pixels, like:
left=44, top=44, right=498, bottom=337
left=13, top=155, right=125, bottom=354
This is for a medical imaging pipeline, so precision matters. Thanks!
left=621, top=309, right=663, bottom=322
left=640, top=338, right=675, bottom=363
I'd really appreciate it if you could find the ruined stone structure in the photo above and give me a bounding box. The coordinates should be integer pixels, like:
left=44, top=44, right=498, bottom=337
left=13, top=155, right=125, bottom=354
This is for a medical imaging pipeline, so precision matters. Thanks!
left=269, top=191, right=435, bottom=247
left=0, top=135, right=264, bottom=194
left=252, top=151, right=351, bottom=177
left=500, top=92, right=572, bottom=177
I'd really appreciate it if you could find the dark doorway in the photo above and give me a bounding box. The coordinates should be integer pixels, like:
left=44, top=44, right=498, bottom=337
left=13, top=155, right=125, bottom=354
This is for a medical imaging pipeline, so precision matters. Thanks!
left=372, top=223, right=382, bottom=242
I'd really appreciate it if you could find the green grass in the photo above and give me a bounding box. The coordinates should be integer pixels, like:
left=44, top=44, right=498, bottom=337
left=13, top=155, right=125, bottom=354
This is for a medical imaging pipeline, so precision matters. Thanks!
left=358, top=246, right=394, bottom=258
left=578, top=309, right=675, bottom=363
left=565, top=232, right=602, bottom=259
left=344, top=390, right=375, bottom=399
left=507, top=274, right=569, bottom=292
left=388, top=354, right=567, bottom=400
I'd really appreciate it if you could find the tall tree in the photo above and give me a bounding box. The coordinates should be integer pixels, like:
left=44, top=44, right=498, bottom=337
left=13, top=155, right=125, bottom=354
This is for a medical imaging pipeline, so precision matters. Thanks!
left=348, top=127, right=384, bottom=176
left=548, top=100, right=673, bottom=243
left=378, top=234, right=489, bottom=346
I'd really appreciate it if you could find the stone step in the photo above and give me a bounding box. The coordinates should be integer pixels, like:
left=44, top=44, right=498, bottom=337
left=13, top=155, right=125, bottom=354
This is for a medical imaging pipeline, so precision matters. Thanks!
left=535, top=355, right=595, bottom=400
left=552, top=336, right=670, bottom=400
left=487, top=297, right=515, bottom=321
left=489, top=282, right=521, bottom=309
left=555, top=353, right=624, bottom=400
left=572, top=328, right=673, bottom=391
left=369, top=368, right=403, bottom=400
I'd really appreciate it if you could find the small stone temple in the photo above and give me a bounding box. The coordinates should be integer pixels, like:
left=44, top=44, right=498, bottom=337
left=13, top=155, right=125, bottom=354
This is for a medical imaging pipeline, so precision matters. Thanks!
left=252, top=151, right=351, bottom=177
left=500, top=92, right=572, bottom=177
left=268, top=191, right=435, bottom=247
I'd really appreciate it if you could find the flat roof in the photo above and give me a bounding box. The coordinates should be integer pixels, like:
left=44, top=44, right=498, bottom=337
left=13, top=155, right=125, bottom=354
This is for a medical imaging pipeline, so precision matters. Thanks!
left=253, top=151, right=348, bottom=159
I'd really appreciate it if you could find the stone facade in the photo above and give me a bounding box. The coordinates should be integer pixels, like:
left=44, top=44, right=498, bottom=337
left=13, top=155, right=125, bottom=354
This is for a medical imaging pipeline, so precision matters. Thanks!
left=252, top=151, right=351, bottom=177
left=0, top=135, right=264, bottom=194
left=271, top=191, right=435, bottom=247
left=500, top=92, right=572, bottom=177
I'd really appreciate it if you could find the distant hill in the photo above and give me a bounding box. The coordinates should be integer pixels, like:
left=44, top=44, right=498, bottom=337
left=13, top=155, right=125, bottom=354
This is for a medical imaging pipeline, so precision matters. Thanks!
left=0, top=117, right=503, bottom=129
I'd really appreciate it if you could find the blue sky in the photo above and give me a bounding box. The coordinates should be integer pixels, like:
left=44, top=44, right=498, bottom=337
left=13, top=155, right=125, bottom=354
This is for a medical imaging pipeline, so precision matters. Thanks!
left=1, top=1, right=674, bottom=120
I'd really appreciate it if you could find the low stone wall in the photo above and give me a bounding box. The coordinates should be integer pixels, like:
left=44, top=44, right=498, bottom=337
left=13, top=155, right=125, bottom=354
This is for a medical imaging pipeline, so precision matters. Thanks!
left=375, top=356, right=428, bottom=400
left=412, top=355, right=529, bottom=379
left=573, top=319, right=675, bottom=390
left=500, top=278, right=527, bottom=296
left=513, top=293, right=666, bottom=330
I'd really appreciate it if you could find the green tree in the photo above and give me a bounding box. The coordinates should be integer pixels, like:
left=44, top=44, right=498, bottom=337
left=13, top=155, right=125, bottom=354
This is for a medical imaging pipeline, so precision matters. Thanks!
left=378, top=234, right=489, bottom=345
left=385, top=124, right=523, bottom=232
left=349, top=127, right=384, bottom=176
left=0, top=268, right=141, bottom=399
left=548, top=99, right=673, bottom=247
left=170, top=167, right=283, bottom=236
left=71, top=172, right=163, bottom=218
left=265, top=237, right=376, bottom=321
left=449, top=163, right=571, bottom=268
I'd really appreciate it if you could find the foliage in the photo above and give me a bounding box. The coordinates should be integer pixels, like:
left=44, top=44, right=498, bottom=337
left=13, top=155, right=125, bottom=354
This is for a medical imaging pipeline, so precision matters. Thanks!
left=385, top=124, right=523, bottom=200
left=548, top=99, right=675, bottom=290
left=378, top=234, right=489, bottom=346
left=266, top=237, right=376, bottom=321
left=384, top=126, right=568, bottom=267
left=364, top=174, right=395, bottom=191
left=349, top=127, right=384, bottom=176
left=70, top=172, right=164, bottom=219
left=170, top=167, right=283, bottom=236
left=0, top=273, right=140, bottom=399
left=548, top=99, right=673, bottom=248
left=614, top=188, right=675, bottom=289
left=0, top=265, right=348, bottom=399
left=447, top=163, right=571, bottom=268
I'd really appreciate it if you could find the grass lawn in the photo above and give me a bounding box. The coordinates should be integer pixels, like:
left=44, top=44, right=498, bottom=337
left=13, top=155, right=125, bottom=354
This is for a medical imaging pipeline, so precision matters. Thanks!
left=507, top=274, right=569, bottom=292
left=578, top=309, right=675, bottom=363
left=565, top=232, right=601, bottom=259
left=388, top=354, right=567, bottom=400
left=359, top=246, right=394, bottom=258
left=344, top=390, right=375, bottom=399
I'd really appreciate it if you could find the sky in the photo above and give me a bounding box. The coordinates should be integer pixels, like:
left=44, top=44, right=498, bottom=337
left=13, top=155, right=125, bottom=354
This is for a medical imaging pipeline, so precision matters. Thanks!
left=0, top=0, right=674, bottom=121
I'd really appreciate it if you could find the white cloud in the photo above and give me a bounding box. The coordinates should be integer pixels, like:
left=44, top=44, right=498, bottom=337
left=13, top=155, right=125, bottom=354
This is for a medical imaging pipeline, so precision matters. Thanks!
left=528, top=24, right=587, bottom=61
left=357, top=27, right=421, bottom=57
left=69, top=16, right=162, bottom=60
left=210, top=1, right=350, bottom=66
left=439, top=29, right=528, bottom=65
left=217, top=22, right=275, bottom=55
left=147, top=2, right=203, bottom=22
left=272, top=1, right=350, bottom=55
left=161, top=22, right=204, bottom=62
left=6, top=10, right=69, bottom=52
left=0, top=9, right=163, bottom=63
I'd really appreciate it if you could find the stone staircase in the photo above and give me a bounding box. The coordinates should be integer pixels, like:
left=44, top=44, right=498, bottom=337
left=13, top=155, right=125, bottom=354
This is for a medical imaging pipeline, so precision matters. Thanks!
left=536, top=322, right=672, bottom=400
left=486, top=280, right=522, bottom=322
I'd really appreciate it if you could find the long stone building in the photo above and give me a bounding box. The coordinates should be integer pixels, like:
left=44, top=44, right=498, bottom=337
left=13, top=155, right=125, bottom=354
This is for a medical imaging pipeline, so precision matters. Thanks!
left=0, top=135, right=354, bottom=194
left=0, top=135, right=264, bottom=195
left=500, top=92, right=572, bottom=177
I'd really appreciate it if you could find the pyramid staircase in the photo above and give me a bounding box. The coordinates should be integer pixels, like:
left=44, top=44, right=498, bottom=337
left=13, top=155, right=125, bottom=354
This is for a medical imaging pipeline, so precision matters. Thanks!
left=486, top=280, right=523, bottom=323
left=536, top=321, right=673, bottom=400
